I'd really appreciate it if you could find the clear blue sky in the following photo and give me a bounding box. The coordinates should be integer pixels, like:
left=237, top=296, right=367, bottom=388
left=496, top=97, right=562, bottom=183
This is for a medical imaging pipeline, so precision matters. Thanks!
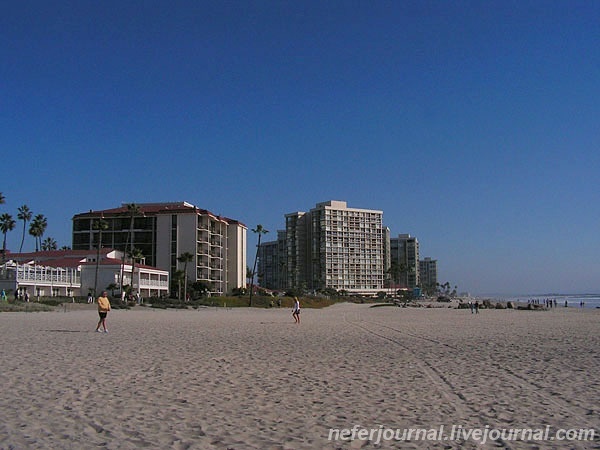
left=2, top=1, right=599, bottom=295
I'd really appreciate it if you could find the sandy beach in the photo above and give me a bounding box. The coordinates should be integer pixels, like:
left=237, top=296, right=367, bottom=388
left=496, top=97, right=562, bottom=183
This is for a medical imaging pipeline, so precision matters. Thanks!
left=0, top=303, right=598, bottom=449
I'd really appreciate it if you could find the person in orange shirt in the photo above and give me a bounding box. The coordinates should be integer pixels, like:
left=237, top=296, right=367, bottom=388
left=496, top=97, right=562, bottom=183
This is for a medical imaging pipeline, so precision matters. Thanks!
left=95, top=291, right=111, bottom=333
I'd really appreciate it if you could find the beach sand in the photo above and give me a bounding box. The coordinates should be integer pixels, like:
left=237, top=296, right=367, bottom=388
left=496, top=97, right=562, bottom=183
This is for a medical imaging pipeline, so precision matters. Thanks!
left=0, top=303, right=598, bottom=449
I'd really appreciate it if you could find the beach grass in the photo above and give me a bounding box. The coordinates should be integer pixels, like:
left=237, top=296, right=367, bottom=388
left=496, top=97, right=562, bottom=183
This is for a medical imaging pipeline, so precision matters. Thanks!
left=0, top=301, right=55, bottom=313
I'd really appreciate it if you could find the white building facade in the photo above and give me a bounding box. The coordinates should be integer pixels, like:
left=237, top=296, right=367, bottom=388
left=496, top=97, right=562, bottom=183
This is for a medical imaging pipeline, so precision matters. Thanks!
left=260, top=200, right=387, bottom=296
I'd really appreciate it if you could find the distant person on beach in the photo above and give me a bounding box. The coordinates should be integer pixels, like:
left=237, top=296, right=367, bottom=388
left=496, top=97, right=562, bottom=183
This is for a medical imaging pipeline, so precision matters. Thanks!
left=474, top=301, right=480, bottom=314
left=292, top=297, right=301, bottom=323
left=95, top=291, right=111, bottom=333
left=1, top=289, right=6, bottom=302
left=87, top=292, right=93, bottom=304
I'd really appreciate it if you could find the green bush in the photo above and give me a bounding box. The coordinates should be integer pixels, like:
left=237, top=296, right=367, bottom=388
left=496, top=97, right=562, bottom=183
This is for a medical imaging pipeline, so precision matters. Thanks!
left=39, top=297, right=67, bottom=306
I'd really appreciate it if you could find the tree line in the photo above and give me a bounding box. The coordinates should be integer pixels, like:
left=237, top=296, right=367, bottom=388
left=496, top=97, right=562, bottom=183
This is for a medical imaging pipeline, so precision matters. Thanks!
left=0, top=192, right=67, bottom=260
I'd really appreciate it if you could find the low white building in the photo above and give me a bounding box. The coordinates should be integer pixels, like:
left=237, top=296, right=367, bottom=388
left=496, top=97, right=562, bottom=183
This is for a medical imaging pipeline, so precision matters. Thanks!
left=0, top=249, right=169, bottom=299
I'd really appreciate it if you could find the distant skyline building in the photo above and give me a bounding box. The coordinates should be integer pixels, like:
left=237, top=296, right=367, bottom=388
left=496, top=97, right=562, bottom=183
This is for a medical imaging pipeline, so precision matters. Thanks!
left=419, top=257, right=438, bottom=291
left=389, top=234, right=420, bottom=289
left=256, top=238, right=278, bottom=290
left=259, top=200, right=387, bottom=295
left=257, top=230, right=287, bottom=290
left=72, top=202, right=246, bottom=296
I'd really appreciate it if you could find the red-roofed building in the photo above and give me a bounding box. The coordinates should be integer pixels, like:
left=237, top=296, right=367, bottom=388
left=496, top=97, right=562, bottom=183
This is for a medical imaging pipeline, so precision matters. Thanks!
left=1, top=249, right=169, bottom=299
left=72, top=202, right=247, bottom=296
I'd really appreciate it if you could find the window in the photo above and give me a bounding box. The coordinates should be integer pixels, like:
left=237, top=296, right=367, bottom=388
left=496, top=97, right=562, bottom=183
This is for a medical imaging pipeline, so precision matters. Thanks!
left=73, top=219, right=91, bottom=231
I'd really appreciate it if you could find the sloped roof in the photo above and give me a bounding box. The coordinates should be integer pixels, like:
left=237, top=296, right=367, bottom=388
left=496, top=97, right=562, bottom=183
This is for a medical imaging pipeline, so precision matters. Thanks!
left=37, top=258, right=84, bottom=268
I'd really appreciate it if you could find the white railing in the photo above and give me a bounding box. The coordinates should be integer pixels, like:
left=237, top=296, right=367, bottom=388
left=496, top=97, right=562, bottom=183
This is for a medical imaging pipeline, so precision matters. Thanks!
left=139, top=279, right=169, bottom=288
left=16, top=265, right=80, bottom=285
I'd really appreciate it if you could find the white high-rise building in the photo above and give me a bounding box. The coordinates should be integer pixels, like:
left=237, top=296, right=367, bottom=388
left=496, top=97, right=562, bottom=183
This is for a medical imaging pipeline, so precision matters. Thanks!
left=260, top=200, right=386, bottom=295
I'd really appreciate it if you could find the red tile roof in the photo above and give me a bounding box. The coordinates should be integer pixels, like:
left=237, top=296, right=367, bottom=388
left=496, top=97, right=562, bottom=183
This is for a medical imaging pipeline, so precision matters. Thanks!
left=36, top=258, right=84, bottom=268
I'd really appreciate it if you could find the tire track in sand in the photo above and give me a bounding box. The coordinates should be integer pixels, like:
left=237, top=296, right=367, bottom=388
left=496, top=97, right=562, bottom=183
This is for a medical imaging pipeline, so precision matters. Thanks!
left=364, top=318, right=598, bottom=433
left=342, top=310, right=489, bottom=448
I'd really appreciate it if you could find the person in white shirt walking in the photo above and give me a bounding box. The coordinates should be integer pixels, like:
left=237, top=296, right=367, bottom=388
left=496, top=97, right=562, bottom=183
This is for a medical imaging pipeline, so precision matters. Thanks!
left=292, top=297, right=301, bottom=324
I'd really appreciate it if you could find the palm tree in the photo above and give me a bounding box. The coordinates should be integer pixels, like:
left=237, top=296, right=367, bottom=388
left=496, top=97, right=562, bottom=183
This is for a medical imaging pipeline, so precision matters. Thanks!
left=246, top=266, right=253, bottom=286
left=41, top=237, right=58, bottom=251
left=128, top=247, right=144, bottom=298
left=0, top=213, right=16, bottom=261
left=106, top=283, right=118, bottom=297
left=173, top=270, right=185, bottom=300
left=92, top=218, right=109, bottom=296
left=388, top=261, right=401, bottom=287
left=126, top=203, right=141, bottom=249
left=29, top=219, right=40, bottom=252
left=37, top=214, right=47, bottom=249
left=17, top=205, right=32, bottom=252
left=29, top=214, right=47, bottom=252
left=249, top=224, right=268, bottom=306
left=177, top=251, right=194, bottom=301
left=120, top=203, right=141, bottom=296
left=0, top=192, right=5, bottom=206
left=398, top=262, right=408, bottom=288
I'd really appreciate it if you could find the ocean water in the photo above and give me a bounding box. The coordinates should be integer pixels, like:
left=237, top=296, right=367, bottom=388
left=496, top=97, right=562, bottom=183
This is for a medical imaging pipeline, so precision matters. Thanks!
left=496, top=294, right=600, bottom=309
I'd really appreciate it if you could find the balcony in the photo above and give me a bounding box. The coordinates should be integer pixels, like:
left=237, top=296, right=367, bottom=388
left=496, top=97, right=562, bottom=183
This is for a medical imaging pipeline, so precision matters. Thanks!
left=139, top=279, right=169, bottom=288
left=14, top=265, right=81, bottom=286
